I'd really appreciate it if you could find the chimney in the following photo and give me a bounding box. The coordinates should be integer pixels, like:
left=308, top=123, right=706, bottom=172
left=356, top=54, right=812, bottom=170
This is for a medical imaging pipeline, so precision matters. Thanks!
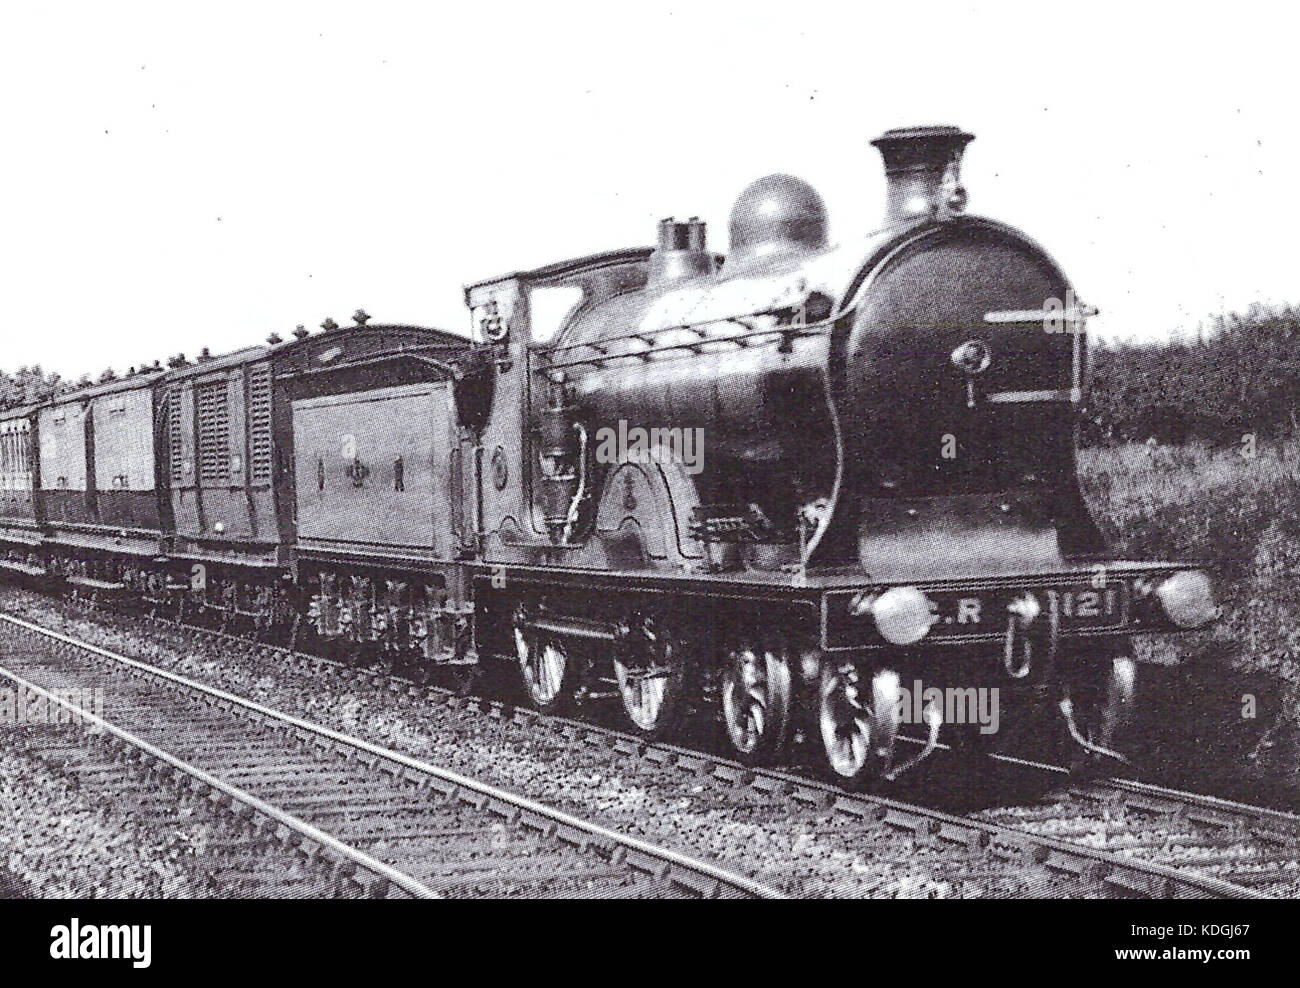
left=871, top=125, right=974, bottom=226
left=647, top=215, right=716, bottom=286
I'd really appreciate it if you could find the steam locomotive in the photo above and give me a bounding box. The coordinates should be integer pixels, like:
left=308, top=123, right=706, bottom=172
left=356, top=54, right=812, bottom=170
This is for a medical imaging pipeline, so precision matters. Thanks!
left=0, top=125, right=1218, bottom=785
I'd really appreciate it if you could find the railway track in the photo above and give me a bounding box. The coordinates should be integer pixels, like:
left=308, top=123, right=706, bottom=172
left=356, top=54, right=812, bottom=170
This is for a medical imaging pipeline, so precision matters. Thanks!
left=463, top=704, right=1300, bottom=898
left=5, top=724, right=359, bottom=897
left=3, top=592, right=1294, bottom=898
left=973, top=768, right=1300, bottom=896
left=0, top=612, right=780, bottom=899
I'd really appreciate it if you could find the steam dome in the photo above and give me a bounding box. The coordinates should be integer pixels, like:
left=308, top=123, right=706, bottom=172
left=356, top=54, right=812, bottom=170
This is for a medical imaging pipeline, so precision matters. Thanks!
left=727, top=173, right=828, bottom=269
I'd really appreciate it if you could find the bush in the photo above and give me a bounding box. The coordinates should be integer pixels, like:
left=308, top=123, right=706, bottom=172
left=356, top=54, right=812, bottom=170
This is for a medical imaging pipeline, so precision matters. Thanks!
left=0, top=366, right=61, bottom=410
left=1084, top=303, right=1300, bottom=445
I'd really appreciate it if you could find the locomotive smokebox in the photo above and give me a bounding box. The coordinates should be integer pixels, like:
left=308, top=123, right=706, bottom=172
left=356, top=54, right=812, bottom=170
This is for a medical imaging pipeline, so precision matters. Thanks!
left=871, top=125, right=975, bottom=225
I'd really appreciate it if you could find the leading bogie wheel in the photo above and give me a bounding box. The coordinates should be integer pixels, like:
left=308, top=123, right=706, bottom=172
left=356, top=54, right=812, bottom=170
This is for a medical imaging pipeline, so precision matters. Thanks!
left=818, top=660, right=897, bottom=788
left=512, top=604, right=573, bottom=713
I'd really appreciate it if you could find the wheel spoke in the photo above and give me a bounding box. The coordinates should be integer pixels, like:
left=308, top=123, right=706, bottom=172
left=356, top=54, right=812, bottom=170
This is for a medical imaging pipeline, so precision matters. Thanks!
left=721, top=643, right=790, bottom=762
left=820, top=662, right=893, bottom=781
left=614, top=615, right=684, bottom=736
left=542, top=644, right=565, bottom=703
left=512, top=606, right=569, bottom=709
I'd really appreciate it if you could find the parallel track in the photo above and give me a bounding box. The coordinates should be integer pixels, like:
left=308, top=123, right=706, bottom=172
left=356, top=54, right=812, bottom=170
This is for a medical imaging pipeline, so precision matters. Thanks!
left=6, top=724, right=369, bottom=897
left=0, top=612, right=780, bottom=899
left=4, top=595, right=1291, bottom=898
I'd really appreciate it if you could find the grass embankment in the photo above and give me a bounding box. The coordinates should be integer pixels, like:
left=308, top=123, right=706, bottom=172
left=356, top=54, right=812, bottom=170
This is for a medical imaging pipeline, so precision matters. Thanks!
left=1078, top=441, right=1300, bottom=805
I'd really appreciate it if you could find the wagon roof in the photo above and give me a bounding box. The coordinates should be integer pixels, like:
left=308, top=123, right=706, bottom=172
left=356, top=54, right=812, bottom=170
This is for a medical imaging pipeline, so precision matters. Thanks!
left=163, top=345, right=269, bottom=381
left=40, top=370, right=168, bottom=408
left=268, top=323, right=469, bottom=358
left=0, top=402, right=40, bottom=421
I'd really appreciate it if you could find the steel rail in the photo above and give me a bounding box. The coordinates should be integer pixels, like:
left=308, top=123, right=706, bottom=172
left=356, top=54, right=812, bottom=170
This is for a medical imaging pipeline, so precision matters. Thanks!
left=11, top=594, right=1288, bottom=899
left=0, top=662, right=441, bottom=900
left=1078, top=776, right=1300, bottom=837
left=0, top=611, right=784, bottom=900
left=898, top=734, right=1300, bottom=837
left=546, top=724, right=1275, bottom=900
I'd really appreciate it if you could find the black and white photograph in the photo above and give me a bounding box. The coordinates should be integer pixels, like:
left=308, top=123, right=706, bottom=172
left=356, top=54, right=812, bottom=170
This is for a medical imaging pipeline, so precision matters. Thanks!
left=0, top=0, right=1293, bottom=964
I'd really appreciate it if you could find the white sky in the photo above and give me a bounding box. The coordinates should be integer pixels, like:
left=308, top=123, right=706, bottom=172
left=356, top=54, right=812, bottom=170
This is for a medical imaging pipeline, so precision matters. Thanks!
left=1, top=1, right=1296, bottom=379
